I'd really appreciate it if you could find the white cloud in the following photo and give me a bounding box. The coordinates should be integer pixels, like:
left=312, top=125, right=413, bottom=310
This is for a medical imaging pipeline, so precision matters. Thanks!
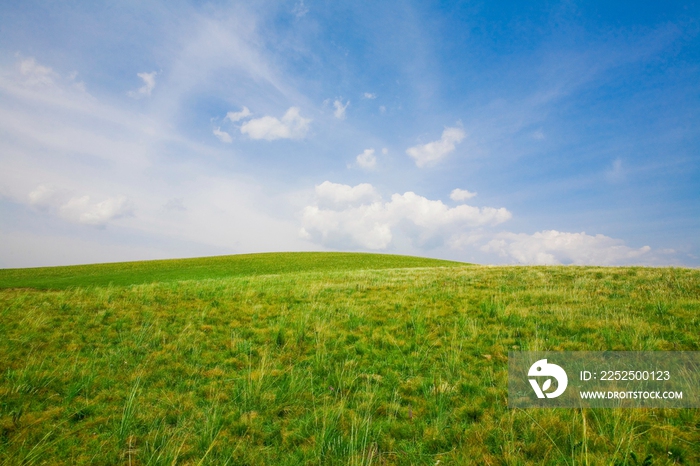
left=363, top=92, right=376, bottom=99
left=481, top=230, right=652, bottom=265
left=301, top=182, right=511, bottom=250
left=225, top=106, right=252, bottom=122
left=388, top=192, right=510, bottom=228
left=59, top=195, right=133, bottom=226
left=382, top=148, right=388, bottom=155
left=213, top=127, right=232, bottom=143
left=28, top=184, right=65, bottom=207
left=450, top=188, right=477, bottom=201
left=356, top=149, right=377, bottom=170
left=532, top=130, right=545, bottom=140
left=13, top=56, right=87, bottom=94
left=240, top=107, right=310, bottom=140
left=29, top=185, right=132, bottom=226
left=315, top=180, right=380, bottom=208
left=18, top=58, right=57, bottom=87
left=406, top=126, right=466, bottom=167
left=128, top=71, right=157, bottom=98
left=379, top=106, right=386, bottom=114
left=333, top=99, right=349, bottom=119
left=300, top=204, right=393, bottom=249
left=304, top=182, right=662, bottom=264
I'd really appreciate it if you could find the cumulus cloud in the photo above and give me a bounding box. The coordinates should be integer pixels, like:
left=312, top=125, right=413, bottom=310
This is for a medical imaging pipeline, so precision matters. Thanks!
left=29, top=185, right=132, bottom=226
left=481, top=230, right=652, bottom=265
left=406, top=126, right=466, bottom=167
left=314, top=181, right=380, bottom=208
left=300, top=204, right=393, bottom=249
left=356, top=149, right=377, bottom=169
left=240, top=107, right=310, bottom=140
left=213, top=127, right=232, bottom=143
left=225, top=106, right=252, bottom=122
left=301, top=182, right=511, bottom=249
left=333, top=99, right=349, bottom=119
left=388, top=192, right=511, bottom=228
left=302, top=182, right=653, bottom=266
left=450, top=188, right=477, bottom=201
left=128, top=71, right=157, bottom=98
left=363, top=92, right=376, bottom=99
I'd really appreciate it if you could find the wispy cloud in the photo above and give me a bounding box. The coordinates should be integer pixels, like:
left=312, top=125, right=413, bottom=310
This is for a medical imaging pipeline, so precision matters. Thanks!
left=11, top=56, right=86, bottom=94
left=406, top=126, right=465, bottom=167
left=0, top=54, right=307, bottom=266
left=18, top=57, right=57, bottom=87
left=213, top=127, right=232, bottom=143
left=333, top=99, right=349, bottom=119
left=606, top=158, right=625, bottom=182
left=127, top=71, right=157, bottom=98
left=292, top=1, right=309, bottom=18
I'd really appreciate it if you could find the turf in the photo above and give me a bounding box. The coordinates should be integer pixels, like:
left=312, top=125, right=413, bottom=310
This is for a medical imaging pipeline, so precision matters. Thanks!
left=0, top=254, right=699, bottom=465
left=0, top=252, right=465, bottom=290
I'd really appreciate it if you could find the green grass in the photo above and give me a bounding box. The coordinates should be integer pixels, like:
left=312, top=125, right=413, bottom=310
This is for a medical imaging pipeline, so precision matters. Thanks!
left=0, top=254, right=699, bottom=464
left=0, top=252, right=465, bottom=290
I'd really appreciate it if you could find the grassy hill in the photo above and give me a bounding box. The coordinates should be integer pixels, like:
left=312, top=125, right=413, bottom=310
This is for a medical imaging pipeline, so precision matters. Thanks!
left=0, top=253, right=698, bottom=464
left=0, top=252, right=465, bottom=290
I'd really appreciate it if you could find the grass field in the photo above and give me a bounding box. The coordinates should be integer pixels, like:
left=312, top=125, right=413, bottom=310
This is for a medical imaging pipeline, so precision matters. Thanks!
left=0, top=252, right=464, bottom=290
left=0, top=253, right=698, bottom=464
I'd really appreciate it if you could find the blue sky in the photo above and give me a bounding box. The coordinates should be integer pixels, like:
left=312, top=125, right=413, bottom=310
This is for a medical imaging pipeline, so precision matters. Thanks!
left=0, top=0, right=698, bottom=267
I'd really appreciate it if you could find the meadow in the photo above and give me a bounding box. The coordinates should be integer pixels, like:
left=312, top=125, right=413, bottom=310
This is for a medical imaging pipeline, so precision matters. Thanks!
left=0, top=252, right=698, bottom=464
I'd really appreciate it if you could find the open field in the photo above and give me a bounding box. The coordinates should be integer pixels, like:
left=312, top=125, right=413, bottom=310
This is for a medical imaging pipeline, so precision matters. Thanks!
left=0, top=253, right=699, bottom=464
